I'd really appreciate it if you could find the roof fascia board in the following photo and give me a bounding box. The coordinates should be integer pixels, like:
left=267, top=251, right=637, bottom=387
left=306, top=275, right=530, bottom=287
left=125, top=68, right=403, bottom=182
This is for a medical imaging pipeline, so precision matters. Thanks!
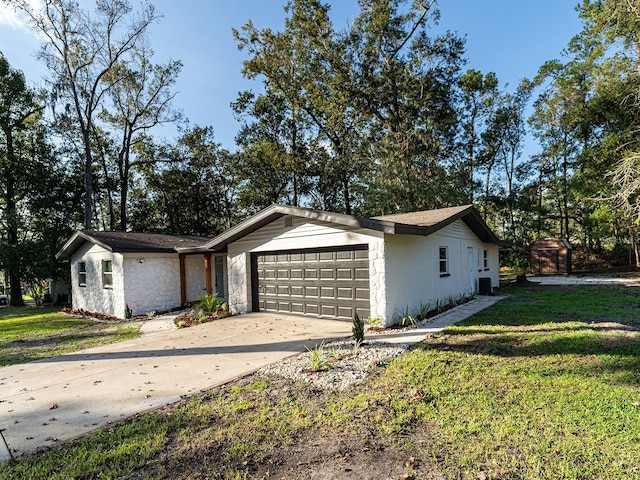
left=55, top=231, right=114, bottom=260
left=195, top=204, right=399, bottom=252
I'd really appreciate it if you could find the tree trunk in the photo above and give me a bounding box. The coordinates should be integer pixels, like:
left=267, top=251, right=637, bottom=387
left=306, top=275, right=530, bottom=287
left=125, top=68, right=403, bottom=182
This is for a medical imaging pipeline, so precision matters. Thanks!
left=3, top=128, right=24, bottom=307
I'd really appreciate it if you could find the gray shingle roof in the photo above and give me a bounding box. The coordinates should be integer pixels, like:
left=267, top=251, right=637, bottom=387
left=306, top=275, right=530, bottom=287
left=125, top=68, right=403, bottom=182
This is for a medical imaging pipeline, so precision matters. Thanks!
left=56, top=231, right=213, bottom=260
left=372, top=205, right=472, bottom=226
left=191, top=203, right=498, bottom=253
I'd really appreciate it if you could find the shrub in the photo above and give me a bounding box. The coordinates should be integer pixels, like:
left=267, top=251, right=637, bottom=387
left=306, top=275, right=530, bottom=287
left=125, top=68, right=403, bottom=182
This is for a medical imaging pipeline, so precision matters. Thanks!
left=124, top=305, right=133, bottom=319
left=305, top=342, right=332, bottom=372
left=352, top=312, right=364, bottom=346
left=393, top=305, right=417, bottom=327
left=198, top=293, right=224, bottom=313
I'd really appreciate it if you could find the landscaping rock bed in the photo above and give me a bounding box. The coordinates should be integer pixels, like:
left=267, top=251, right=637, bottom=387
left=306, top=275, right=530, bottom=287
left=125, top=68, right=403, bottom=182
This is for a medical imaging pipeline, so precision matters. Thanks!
left=261, top=339, right=409, bottom=391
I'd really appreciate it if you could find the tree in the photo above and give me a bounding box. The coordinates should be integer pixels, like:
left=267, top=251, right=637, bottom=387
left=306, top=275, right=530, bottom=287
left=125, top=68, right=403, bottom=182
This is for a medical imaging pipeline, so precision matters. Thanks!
left=350, top=0, right=466, bottom=214
left=457, top=69, right=499, bottom=203
left=0, top=52, right=48, bottom=306
left=234, top=0, right=367, bottom=214
left=101, top=43, right=182, bottom=231
left=7, top=0, right=159, bottom=229
left=129, top=127, right=240, bottom=235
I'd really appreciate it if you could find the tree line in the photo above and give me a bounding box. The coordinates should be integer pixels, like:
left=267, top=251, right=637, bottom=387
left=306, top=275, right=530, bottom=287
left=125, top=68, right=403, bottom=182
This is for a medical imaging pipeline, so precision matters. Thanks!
left=1, top=0, right=639, bottom=306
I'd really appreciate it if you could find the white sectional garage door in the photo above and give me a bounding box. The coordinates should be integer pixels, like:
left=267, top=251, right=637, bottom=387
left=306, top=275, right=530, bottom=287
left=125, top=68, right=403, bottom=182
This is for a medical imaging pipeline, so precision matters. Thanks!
left=251, top=245, right=370, bottom=320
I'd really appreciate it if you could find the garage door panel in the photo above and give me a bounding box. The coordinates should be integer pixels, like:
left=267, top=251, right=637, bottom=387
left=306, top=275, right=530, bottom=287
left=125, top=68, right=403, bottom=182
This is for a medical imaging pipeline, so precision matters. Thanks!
left=337, top=268, right=352, bottom=279
left=321, top=304, right=336, bottom=316
left=355, top=268, right=368, bottom=279
left=355, top=288, right=369, bottom=299
left=253, top=245, right=370, bottom=321
left=336, top=251, right=352, bottom=260
left=337, top=287, right=353, bottom=299
left=320, top=286, right=335, bottom=297
left=320, top=269, right=334, bottom=279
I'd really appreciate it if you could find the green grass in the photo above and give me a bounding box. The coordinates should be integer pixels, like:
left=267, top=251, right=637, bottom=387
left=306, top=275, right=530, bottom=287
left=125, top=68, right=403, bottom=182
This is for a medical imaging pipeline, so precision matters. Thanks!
left=0, top=307, right=141, bottom=366
left=1, top=285, right=640, bottom=479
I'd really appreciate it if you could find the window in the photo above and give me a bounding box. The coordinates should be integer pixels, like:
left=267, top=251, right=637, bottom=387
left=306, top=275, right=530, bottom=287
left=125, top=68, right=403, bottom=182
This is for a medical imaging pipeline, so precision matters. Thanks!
left=439, top=247, right=449, bottom=276
left=477, top=249, right=482, bottom=271
left=483, top=250, right=489, bottom=270
left=102, top=260, right=113, bottom=288
left=78, top=261, right=87, bottom=287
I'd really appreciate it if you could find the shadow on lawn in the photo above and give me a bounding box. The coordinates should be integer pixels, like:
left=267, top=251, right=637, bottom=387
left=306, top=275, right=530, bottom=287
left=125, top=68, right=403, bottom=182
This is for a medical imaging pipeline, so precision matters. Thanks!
left=424, top=325, right=640, bottom=386
left=420, top=283, right=640, bottom=386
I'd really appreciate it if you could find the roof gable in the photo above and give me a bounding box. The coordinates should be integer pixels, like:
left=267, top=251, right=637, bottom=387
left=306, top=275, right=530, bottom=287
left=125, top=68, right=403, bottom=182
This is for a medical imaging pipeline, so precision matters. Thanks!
left=56, top=231, right=213, bottom=260
left=191, top=204, right=499, bottom=253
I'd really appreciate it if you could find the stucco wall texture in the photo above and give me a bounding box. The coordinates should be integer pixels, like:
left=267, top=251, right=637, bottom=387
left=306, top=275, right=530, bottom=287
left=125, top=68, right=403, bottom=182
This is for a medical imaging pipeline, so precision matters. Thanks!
left=225, top=217, right=498, bottom=326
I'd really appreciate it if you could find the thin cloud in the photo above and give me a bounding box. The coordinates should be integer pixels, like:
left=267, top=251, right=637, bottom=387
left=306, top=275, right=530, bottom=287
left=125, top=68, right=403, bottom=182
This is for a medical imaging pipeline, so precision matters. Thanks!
left=0, top=1, right=38, bottom=31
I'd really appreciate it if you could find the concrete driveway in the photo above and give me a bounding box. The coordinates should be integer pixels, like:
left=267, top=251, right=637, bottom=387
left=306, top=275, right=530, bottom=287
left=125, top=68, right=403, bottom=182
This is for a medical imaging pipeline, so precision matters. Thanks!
left=0, top=313, right=352, bottom=461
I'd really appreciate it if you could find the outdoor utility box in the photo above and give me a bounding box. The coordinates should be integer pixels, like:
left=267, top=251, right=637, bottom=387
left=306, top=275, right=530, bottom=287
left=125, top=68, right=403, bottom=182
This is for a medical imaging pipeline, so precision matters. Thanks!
left=478, top=277, right=492, bottom=295
left=530, top=237, right=572, bottom=275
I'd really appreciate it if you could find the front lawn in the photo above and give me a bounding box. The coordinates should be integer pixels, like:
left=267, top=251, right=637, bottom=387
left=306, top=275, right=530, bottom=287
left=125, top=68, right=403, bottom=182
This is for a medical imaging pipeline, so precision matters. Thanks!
left=0, top=307, right=141, bottom=366
left=1, top=285, right=640, bottom=479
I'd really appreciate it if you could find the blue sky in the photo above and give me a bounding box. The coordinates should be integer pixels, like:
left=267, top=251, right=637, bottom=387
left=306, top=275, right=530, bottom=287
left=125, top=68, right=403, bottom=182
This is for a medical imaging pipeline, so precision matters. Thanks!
left=0, top=1, right=583, bottom=155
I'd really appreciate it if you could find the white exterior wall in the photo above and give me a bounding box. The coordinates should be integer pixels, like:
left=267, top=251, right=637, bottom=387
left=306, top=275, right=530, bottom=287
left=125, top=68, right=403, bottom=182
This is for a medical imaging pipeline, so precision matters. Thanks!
left=122, top=253, right=181, bottom=316
left=226, top=216, right=386, bottom=316
left=383, top=219, right=499, bottom=324
left=70, top=243, right=125, bottom=318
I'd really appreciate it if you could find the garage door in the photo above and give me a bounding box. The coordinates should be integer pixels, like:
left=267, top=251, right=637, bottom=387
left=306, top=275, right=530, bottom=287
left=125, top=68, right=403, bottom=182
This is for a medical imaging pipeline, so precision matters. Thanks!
left=251, top=245, right=370, bottom=320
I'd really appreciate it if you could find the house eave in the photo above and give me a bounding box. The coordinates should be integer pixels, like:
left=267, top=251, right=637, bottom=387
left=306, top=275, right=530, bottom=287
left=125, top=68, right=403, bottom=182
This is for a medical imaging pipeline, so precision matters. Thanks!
left=184, top=204, right=499, bottom=253
left=55, top=231, right=114, bottom=261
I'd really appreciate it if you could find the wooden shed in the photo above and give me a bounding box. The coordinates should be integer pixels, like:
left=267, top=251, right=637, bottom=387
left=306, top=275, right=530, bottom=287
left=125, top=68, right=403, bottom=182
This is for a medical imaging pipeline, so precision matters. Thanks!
left=530, top=238, right=572, bottom=275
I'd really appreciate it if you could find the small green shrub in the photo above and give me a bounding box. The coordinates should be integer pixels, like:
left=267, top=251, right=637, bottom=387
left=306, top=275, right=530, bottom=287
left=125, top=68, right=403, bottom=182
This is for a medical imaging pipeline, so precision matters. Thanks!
left=305, top=342, right=332, bottom=372
left=418, top=300, right=432, bottom=319
left=366, top=316, right=385, bottom=328
left=393, top=306, right=417, bottom=327
left=145, top=311, right=156, bottom=318
left=445, top=294, right=459, bottom=308
left=433, top=298, right=446, bottom=313
left=176, top=321, right=186, bottom=328
left=124, top=304, right=133, bottom=319
left=352, top=312, right=365, bottom=346
left=199, top=293, right=224, bottom=313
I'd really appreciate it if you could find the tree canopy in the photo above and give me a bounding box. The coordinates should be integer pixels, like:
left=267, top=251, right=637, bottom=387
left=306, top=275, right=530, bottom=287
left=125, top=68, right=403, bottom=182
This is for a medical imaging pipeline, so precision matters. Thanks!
left=3, top=0, right=640, bottom=302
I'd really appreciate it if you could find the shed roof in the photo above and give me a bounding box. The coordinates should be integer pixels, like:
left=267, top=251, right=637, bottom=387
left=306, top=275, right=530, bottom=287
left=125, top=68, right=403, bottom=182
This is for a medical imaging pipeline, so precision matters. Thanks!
left=532, top=237, right=573, bottom=250
left=181, top=203, right=499, bottom=253
left=56, top=231, right=213, bottom=260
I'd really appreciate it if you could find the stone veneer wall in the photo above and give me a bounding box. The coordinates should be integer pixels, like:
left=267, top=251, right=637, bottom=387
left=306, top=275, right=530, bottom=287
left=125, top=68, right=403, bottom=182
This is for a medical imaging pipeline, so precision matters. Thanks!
left=227, top=252, right=249, bottom=314
left=71, top=243, right=125, bottom=318
left=367, top=237, right=387, bottom=324
left=122, top=254, right=181, bottom=316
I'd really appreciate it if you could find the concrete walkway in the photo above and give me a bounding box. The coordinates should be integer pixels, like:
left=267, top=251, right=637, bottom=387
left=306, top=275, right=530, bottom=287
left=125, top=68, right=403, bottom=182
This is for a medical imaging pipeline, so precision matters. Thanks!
left=0, top=296, right=505, bottom=462
left=529, top=274, right=640, bottom=286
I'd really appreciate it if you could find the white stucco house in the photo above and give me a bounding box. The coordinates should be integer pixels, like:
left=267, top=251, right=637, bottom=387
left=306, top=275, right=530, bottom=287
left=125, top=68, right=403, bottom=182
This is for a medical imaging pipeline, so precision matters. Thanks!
left=56, top=231, right=223, bottom=318
left=58, top=204, right=500, bottom=325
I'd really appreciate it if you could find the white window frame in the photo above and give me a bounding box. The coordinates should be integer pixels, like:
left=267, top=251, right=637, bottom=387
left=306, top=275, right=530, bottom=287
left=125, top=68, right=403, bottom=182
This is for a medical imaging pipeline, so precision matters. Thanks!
left=483, top=249, right=489, bottom=270
left=439, top=246, right=449, bottom=276
left=102, top=259, right=113, bottom=289
left=78, top=261, right=87, bottom=287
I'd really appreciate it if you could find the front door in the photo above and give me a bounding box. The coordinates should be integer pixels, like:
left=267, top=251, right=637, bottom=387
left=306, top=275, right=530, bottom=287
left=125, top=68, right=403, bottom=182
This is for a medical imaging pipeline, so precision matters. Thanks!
left=214, top=256, right=225, bottom=298
left=468, top=247, right=476, bottom=293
